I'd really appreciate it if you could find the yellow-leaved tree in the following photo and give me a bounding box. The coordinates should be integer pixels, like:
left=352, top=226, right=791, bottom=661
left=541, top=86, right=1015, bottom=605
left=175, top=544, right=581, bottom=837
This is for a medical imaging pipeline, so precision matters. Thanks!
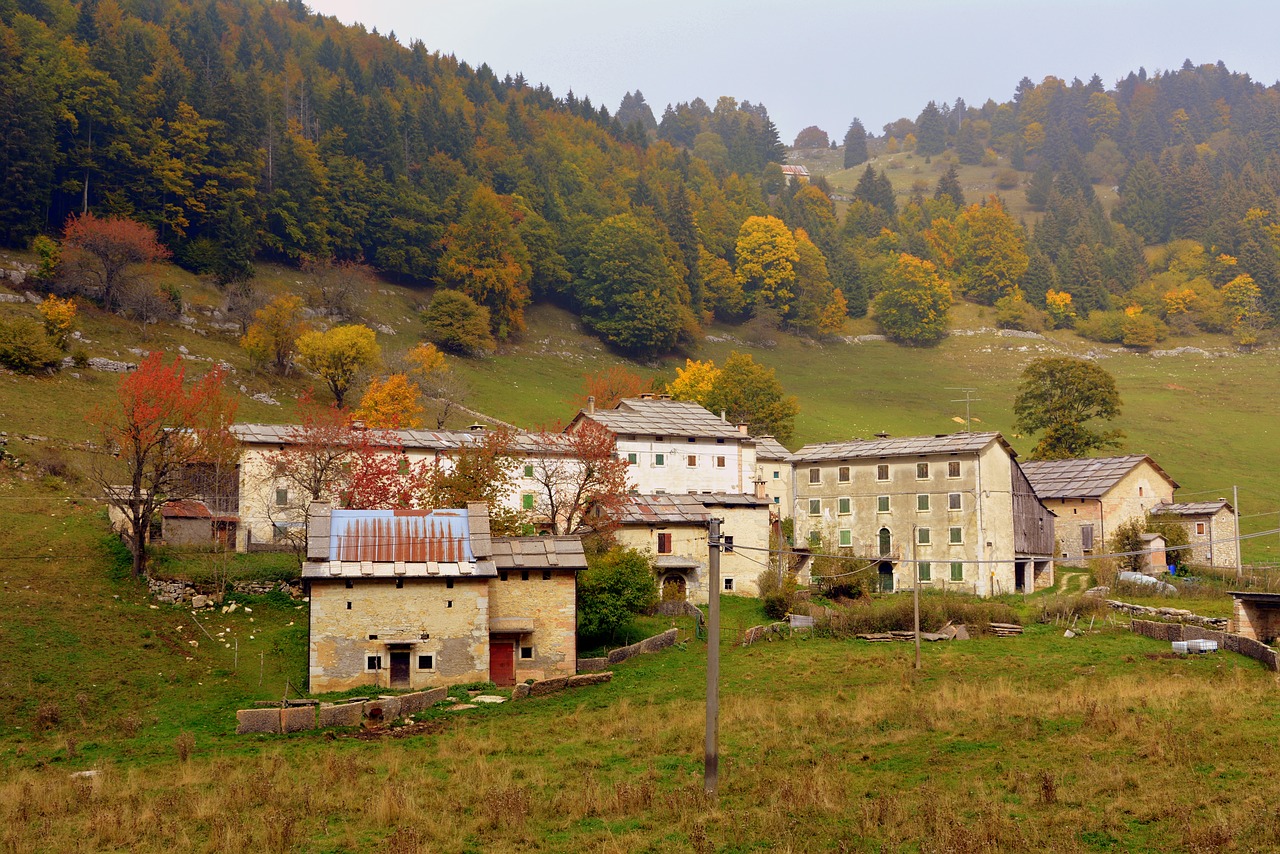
left=241, top=294, right=309, bottom=374
left=37, top=294, right=77, bottom=350
left=666, top=359, right=721, bottom=406
left=1221, top=273, right=1269, bottom=347
left=872, top=253, right=953, bottom=346
left=734, top=215, right=799, bottom=316
left=355, top=374, right=424, bottom=429
left=296, top=324, right=381, bottom=407
left=955, top=196, right=1028, bottom=305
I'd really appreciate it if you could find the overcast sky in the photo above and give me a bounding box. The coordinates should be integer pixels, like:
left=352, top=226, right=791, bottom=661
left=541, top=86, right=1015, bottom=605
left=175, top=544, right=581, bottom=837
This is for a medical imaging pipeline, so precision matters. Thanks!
left=307, top=0, right=1280, bottom=144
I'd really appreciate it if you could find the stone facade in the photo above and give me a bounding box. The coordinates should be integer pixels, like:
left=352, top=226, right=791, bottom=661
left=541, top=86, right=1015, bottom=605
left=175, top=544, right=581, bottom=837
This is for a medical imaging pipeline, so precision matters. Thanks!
left=487, top=567, right=579, bottom=684
left=1229, top=593, right=1280, bottom=644
left=1152, top=501, right=1239, bottom=568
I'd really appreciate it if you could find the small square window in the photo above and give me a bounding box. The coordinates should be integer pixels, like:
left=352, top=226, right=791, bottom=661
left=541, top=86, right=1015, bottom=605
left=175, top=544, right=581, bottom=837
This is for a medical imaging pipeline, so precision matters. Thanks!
left=716, top=456, right=726, bottom=468
left=917, top=494, right=930, bottom=511
left=876, top=464, right=889, bottom=481
left=366, top=655, right=382, bottom=671
left=275, top=487, right=289, bottom=506
left=346, top=601, right=352, bottom=610
left=916, top=462, right=929, bottom=479
left=808, top=530, right=820, bottom=546
left=838, top=466, right=850, bottom=483
left=949, top=526, right=963, bottom=544
left=521, top=570, right=530, bottom=581
left=688, top=437, right=697, bottom=443
left=520, top=646, right=533, bottom=659
left=657, top=532, right=673, bottom=554
left=877, top=495, right=890, bottom=513
left=447, top=600, right=453, bottom=608
left=723, top=535, right=734, bottom=553
left=687, top=454, right=698, bottom=467
left=809, top=467, right=821, bottom=484
left=654, top=453, right=665, bottom=467
left=1196, top=522, right=1206, bottom=535
left=627, top=452, right=638, bottom=465
left=446, top=578, right=454, bottom=589
left=369, top=634, right=378, bottom=641
left=523, top=464, right=534, bottom=477
left=500, top=570, right=509, bottom=581
left=522, top=493, right=535, bottom=510
left=418, top=654, right=434, bottom=670
left=948, top=461, right=961, bottom=478
left=542, top=570, right=552, bottom=580
left=395, top=578, right=403, bottom=589
left=838, top=529, right=852, bottom=547
left=949, top=493, right=962, bottom=511
left=950, top=561, right=964, bottom=582
left=774, top=496, right=780, bottom=504
left=838, top=497, right=852, bottom=515
left=772, top=470, right=779, bottom=479
left=808, top=499, right=821, bottom=516
left=723, top=578, right=734, bottom=591
left=918, top=561, right=931, bottom=582
left=917, top=527, right=931, bottom=545
left=345, top=579, right=353, bottom=589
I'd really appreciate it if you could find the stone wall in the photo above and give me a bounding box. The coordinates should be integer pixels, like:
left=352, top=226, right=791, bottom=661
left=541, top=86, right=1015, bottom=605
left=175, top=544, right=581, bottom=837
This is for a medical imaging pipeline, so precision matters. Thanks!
left=487, top=569, right=578, bottom=683
left=236, top=688, right=448, bottom=734
left=1104, top=599, right=1227, bottom=629
left=511, top=672, right=612, bottom=700
left=1130, top=619, right=1277, bottom=671
left=149, top=577, right=304, bottom=607
left=606, top=628, right=678, bottom=665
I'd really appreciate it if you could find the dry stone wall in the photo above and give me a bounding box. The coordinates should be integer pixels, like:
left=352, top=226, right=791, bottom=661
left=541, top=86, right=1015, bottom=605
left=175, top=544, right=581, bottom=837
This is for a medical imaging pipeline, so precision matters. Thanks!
left=236, top=688, right=449, bottom=734
left=1130, top=619, right=1278, bottom=671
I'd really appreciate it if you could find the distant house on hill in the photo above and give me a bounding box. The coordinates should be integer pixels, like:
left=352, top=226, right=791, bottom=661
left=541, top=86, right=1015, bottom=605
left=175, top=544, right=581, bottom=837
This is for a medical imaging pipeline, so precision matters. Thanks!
left=1020, top=455, right=1177, bottom=561
left=1151, top=499, right=1239, bottom=568
left=780, top=164, right=810, bottom=185
left=791, top=432, right=1054, bottom=597
left=303, top=502, right=585, bottom=693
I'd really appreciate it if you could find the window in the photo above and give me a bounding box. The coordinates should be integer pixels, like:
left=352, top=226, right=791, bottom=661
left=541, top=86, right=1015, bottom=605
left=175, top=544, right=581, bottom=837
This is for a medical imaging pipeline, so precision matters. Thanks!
left=951, top=561, right=964, bottom=581
left=418, top=654, right=434, bottom=670
left=948, top=493, right=962, bottom=511
left=809, top=530, right=821, bottom=546
left=1081, top=524, right=1095, bottom=551
left=916, top=462, right=929, bottom=479
left=838, top=497, right=852, bottom=515
left=949, top=526, right=963, bottom=544
left=723, top=535, right=734, bottom=553
left=499, top=571, right=509, bottom=581
left=948, top=461, right=961, bottom=478
left=523, top=463, right=534, bottom=478
left=877, top=495, right=890, bottom=513
left=657, top=532, right=673, bottom=554
left=774, top=496, right=780, bottom=504
left=716, top=456, right=726, bottom=468
left=275, top=487, right=288, bottom=506
left=878, top=528, right=892, bottom=555
left=520, top=646, right=533, bottom=660
left=688, top=437, right=697, bottom=443
left=876, top=464, right=889, bottom=481
left=522, top=493, right=535, bottom=510
left=543, top=570, right=552, bottom=580
left=687, top=454, right=698, bottom=467
left=1196, top=521, right=1206, bottom=536
left=446, top=579, right=454, bottom=589
left=808, top=499, right=822, bottom=516
left=917, top=527, right=931, bottom=545
left=627, top=452, right=638, bottom=465
left=809, top=467, right=821, bottom=484
left=917, top=494, right=930, bottom=511
left=521, top=570, right=530, bottom=581
left=654, top=453, right=666, bottom=467
left=772, top=470, right=779, bottom=479
left=366, top=655, right=382, bottom=671
left=918, top=561, right=931, bottom=582
left=395, top=578, right=403, bottom=589
left=346, top=601, right=352, bottom=610
left=723, top=578, right=734, bottom=591
left=447, top=600, right=453, bottom=608
left=838, top=529, right=853, bottom=547
left=838, top=466, right=850, bottom=483
left=345, top=579, right=353, bottom=589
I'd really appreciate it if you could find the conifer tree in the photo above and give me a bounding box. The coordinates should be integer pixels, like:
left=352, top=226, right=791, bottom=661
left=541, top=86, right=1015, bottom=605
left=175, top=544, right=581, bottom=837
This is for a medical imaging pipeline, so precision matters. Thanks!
left=842, top=118, right=869, bottom=168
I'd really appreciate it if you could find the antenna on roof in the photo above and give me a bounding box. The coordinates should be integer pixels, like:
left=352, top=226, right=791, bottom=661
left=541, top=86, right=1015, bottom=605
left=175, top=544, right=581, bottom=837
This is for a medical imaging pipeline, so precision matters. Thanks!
left=946, top=388, right=981, bottom=432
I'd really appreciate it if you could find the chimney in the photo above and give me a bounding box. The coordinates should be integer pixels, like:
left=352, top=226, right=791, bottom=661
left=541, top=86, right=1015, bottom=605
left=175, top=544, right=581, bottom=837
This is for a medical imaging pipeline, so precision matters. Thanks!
left=306, top=501, right=332, bottom=562
left=587, top=395, right=596, bottom=415
left=874, top=431, right=890, bottom=439
left=720, top=410, right=727, bottom=422
left=736, top=423, right=749, bottom=435
left=753, top=476, right=767, bottom=500
left=468, top=423, right=486, bottom=432
left=639, top=392, right=656, bottom=400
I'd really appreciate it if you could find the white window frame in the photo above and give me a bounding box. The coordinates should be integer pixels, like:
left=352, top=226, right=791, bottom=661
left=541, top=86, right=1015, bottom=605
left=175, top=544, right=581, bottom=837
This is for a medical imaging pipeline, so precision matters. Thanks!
left=917, top=527, right=931, bottom=545
left=837, top=497, right=852, bottom=516
left=876, top=464, right=889, bottom=481
left=653, top=452, right=666, bottom=467
left=838, top=528, right=853, bottom=547
left=808, top=499, right=822, bottom=516
left=947, top=460, right=961, bottom=479
left=950, top=561, right=964, bottom=582
left=917, top=494, right=930, bottom=512
left=837, top=466, right=850, bottom=483
left=948, top=492, right=962, bottom=511
left=916, top=462, right=929, bottom=480
left=809, top=467, right=821, bottom=485
left=877, top=495, right=890, bottom=513
left=686, top=454, right=698, bottom=468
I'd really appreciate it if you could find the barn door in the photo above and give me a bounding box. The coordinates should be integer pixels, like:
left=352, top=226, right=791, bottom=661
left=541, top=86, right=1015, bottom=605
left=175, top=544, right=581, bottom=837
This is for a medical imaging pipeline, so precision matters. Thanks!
left=490, top=641, right=516, bottom=686
left=389, top=650, right=410, bottom=688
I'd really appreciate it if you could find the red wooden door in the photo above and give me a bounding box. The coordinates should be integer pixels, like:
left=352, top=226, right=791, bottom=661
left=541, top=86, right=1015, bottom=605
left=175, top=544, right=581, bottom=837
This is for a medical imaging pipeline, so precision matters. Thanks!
left=490, top=642, right=515, bottom=686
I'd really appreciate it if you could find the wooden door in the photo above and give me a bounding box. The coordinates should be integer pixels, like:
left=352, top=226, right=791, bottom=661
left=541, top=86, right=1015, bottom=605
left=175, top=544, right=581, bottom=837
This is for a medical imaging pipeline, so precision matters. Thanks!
left=389, top=650, right=410, bottom=688
left=490, top=642, right=515, bottom=686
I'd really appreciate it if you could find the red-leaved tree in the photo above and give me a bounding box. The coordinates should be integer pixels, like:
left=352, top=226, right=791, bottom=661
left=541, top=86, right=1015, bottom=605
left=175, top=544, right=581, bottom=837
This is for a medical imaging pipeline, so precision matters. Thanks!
left=528, top=420, right=631, bottom=535
left=63, top=213, right=170, bottom=311
left=575, top=366, right=653, bottom=411
left=89, top=354, right=237, bottom=578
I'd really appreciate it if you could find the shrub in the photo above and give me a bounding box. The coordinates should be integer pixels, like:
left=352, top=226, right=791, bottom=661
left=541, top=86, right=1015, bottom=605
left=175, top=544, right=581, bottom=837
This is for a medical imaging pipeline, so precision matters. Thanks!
left=1075, top=310, right=1127, bottom=343
left=577, top=546, right=658, bottom=643
left=995, top=293, right=1047, bottom=332
left=175, top=731, right=195, bottom=762
left=1036, top=594, right=1109, bottom=624
left=0, top=316, right=63, bottom=372
left=994, top=168, right=1020, bottom=189
left=819, top=595, right=1018, bottom=637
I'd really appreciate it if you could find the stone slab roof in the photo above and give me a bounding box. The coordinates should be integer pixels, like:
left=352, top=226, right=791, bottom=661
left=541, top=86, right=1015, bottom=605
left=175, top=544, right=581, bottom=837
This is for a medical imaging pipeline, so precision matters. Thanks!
left=580, top=398, right=747, bottom=441
left=619, top=492, right=769, bottom=525
left=490, top=536, right=587, bottom=570
left=754, top=435, right=793, bottom=462
left=1152, top=500, right=1232, bottom=517
left=303, top=503, right=497, bottom=578
left=232, top=424, right=572, bottom=455
left=1020, top=455, right=1178, bottom=499
left=791, top=431, right=1006, bottom=463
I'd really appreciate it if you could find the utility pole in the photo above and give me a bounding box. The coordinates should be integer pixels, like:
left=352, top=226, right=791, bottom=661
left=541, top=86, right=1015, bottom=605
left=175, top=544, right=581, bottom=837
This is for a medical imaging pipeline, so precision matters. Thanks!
left=1234, top=485, right=1243, bottom=581
left=912, top=525, right=921, bottom=670
left=705, top=517, right=721, bottom=795
left=947, top=388, right=981, bottom=432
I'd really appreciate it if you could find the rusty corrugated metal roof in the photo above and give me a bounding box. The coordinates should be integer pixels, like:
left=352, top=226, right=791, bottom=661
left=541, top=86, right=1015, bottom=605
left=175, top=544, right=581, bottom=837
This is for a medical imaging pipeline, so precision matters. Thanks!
left=329, top=508, right=472, bottom=563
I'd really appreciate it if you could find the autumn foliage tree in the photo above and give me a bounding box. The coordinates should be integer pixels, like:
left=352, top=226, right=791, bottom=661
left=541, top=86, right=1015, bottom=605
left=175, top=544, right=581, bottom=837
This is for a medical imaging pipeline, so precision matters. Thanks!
left=355, top=374, right=424, bottom=429
left=436, top=186, right=532, bottom=339
left=296, top=324, right=382, bottom=406
left=735, top=215, right=799, bottom=316
left=527, top=421, right=631, bottom=536
left=62, top=213, right=170, bottom=312
left=697, top=351, right=800, bottom=444
left=575, top=366, right=653, bottom=411
left=241, top=294, right=309, bottom=374
left=872, top=253, right=954, bottom=346
left=89, top=354, right=237, bottom=578
left=421, top=428, right=523, bottom=535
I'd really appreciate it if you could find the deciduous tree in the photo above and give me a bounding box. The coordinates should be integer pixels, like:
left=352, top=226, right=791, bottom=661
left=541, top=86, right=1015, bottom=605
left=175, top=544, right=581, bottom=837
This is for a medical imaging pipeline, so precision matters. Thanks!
left=666, top=359, right=721, bottom=405
left=88, top=354, right=237, bottom=578
left=577, top=545, right=659, bottom=643
left=871, top=253, right=953, bottom=345
left=296, top=324, right=381, bottom=407
left=528, top=421, right=631, bottom=536
left=421, top=427, right=522, bottom=535
left=576, top=366, right=652, bottom=410
left=355, top=373, right=424, bottom=429
left=735, top=215, right=798, bottom=316
left=1013, top=357, right=1124, bottom=460
left=702, top=351, right=799, bottom=444
left=422, top=289, right=496, bottom=356
left=240, top=294, right=309, bottom=374
left=436, top=186, right=532, bottom=338
left=62, top=213, right=170, bottom=312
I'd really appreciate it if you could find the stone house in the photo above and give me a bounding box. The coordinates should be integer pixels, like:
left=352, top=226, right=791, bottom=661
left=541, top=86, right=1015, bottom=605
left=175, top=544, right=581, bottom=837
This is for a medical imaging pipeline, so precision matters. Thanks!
left=791, top=432, right=1055, bottom=597
left=1229, top=591, right=1280, bottom=642
left=614, top=492, right=773, bottom=603
left=1020, top=455, right=1177, bottom=561
left=302, top=502, right=585, bottom=693
left=567, top=395, right=760, bottom=497
left=754, top=435, right=795, bottom=519
left=1150, top=499, right=1239, bottom=569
